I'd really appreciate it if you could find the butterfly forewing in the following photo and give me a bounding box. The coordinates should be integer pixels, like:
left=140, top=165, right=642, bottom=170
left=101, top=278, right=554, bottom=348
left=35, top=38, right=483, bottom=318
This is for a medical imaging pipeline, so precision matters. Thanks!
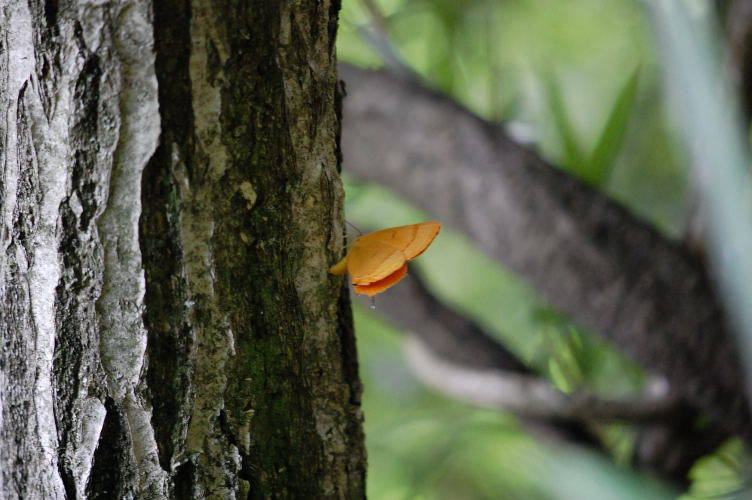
left=347, top=238, right=407, bottom=285
left=358, top=222, right=441, bottom=261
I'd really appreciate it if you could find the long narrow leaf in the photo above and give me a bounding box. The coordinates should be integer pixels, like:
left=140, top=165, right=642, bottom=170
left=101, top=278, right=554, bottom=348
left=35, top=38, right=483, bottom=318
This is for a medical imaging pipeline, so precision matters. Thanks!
left=584, top=65, right=641, bottom=186
left=542, top=70, right=586, bottom=169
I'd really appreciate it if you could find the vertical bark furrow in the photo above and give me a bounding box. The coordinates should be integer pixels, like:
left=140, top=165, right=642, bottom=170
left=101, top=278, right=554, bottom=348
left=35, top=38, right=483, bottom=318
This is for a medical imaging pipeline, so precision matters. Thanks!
left=279, top=3, right=365, bottom=497
left=52, top=22, right=110, bottom=498
left=143, top=0, right=196, bottom=478
left=85, top=398, right=139, bottom=499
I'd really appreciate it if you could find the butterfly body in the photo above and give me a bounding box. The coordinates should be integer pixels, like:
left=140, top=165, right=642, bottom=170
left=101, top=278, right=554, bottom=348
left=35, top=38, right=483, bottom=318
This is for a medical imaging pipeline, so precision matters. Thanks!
left=329, top=222, right=441, bottom=296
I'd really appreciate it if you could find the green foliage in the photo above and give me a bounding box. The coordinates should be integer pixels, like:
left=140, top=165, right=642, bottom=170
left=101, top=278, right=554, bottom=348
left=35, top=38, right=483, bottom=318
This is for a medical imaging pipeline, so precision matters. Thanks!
left=541, top=70, right=587, bottom=172
left=356, top=305, right=672, bottom=500
left=530, top=307, right=644, bottom=397
left=355, top=305, right=546, bottom=500
left=680, top=440, right=752, bottom=500
left=340, top=0, right=686, bottom=231
left=583, top=66, right=641, bottom=187
left=542, top=65, right=642, bottom=187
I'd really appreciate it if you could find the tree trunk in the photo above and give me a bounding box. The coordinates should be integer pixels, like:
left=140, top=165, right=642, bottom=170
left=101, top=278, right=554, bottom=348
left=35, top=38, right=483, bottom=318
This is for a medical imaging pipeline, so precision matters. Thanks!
left=0, top=1, right=364, bottom=498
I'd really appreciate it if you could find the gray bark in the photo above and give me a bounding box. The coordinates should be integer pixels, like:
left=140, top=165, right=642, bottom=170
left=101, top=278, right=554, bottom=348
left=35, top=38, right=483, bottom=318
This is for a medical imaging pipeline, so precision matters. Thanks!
left=0, top=1, right=364, bottom=499
left=340, top=63, right=751, bottom=443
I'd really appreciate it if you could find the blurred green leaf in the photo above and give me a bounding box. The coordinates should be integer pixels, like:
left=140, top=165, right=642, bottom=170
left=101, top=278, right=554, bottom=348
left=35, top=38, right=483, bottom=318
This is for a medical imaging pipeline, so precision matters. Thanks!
left=582, top=65, right=641, bottom=186
left=680, top=439, right=751, bottom=500
left=544, top=447, right=675, bottom=500
left=598, top=424, right=637, bottom=467
left=542, top=70, right=586, bottom=169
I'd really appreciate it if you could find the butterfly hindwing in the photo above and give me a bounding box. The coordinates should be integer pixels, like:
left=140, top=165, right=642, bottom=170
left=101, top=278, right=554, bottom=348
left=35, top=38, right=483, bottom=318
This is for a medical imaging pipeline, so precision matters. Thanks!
left=354, top=264, right=408, bottom=296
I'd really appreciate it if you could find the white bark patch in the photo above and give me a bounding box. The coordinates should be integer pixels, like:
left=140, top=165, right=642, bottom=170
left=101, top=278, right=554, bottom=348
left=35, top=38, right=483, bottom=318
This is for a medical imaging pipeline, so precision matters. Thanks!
left=1, top=2, right=70, bottom=497
left=0, top=3, right=26, bottom=244
left=90, top=1, right=168, bottom=496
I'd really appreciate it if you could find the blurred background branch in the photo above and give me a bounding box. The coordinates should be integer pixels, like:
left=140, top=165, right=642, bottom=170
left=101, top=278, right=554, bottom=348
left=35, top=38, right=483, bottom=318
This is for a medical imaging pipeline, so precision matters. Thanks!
left=362, top=259, right=724, bottom=487
left=337, top=0, right=752, bottom=496
left=370, top=269, right=679, bottom=425
left=340, top=62, right=749, bottom=443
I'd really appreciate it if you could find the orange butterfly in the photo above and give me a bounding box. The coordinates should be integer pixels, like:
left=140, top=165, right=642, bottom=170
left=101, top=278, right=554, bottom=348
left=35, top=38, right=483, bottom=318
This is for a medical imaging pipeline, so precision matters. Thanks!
left=329, top=222, right=441, bottom=296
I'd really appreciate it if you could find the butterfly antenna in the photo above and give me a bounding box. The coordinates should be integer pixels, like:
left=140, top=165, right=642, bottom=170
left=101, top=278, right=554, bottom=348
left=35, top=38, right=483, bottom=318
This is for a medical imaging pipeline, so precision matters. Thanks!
left=346, top=220, right=363, bottom=236
left=369, top=296, right=377, bottom=310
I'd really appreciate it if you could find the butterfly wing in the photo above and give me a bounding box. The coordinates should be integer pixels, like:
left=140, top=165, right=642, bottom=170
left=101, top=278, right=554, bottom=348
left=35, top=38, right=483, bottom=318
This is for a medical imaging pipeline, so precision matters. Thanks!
left=353, top=264, right=408, bottom=296
left=358, top=222, right=441, bottom=261
left=346, top=237, right=407, bottom=285
left=328, top=222, right=441, bottom=296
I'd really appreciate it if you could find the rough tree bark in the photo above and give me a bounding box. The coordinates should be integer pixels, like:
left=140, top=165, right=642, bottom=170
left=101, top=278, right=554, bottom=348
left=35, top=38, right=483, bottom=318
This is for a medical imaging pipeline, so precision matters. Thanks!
left=0, top=1, right=364, bottom=498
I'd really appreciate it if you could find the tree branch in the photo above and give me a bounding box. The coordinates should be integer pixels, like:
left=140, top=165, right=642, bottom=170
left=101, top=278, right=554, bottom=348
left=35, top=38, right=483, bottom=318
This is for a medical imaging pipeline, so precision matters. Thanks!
left=404, top=335, right=677, bottom=423
left=339, top=63, right=752, bottom=442
left=367, top=267, right=677, bottom=423
left=366, top=270, right=720, bottom=486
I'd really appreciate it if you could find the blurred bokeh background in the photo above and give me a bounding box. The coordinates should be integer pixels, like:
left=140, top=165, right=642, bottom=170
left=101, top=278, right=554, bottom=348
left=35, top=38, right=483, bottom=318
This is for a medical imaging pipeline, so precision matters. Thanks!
left=336, top=0, right=750, bottom=498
